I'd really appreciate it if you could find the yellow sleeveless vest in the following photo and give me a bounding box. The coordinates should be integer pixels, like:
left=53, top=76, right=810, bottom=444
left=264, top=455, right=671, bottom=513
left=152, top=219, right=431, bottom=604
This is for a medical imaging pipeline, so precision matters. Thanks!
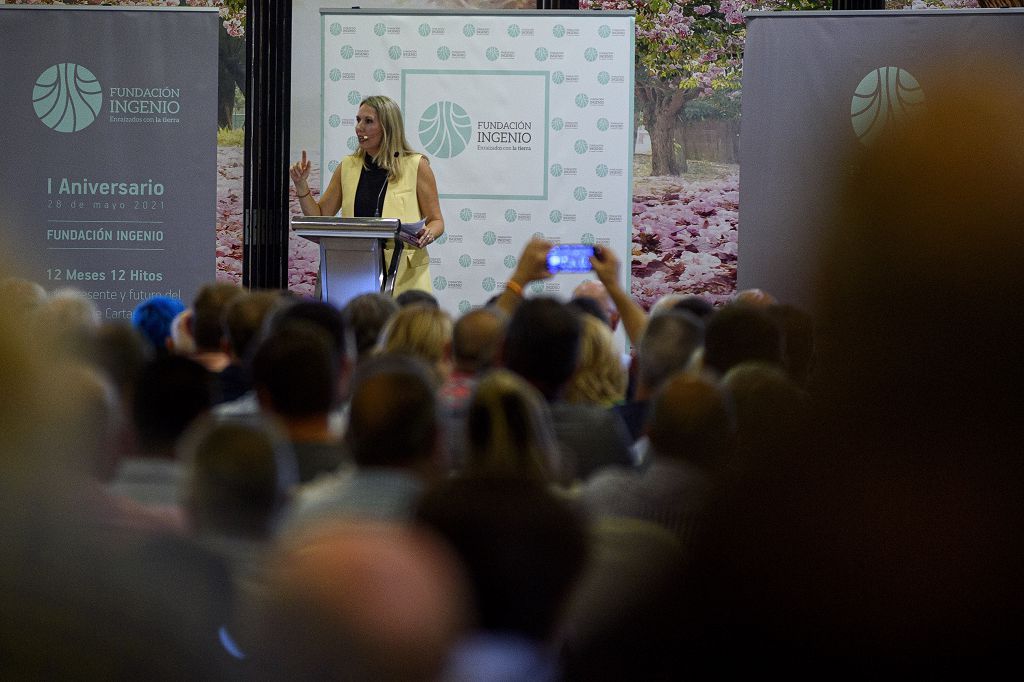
left=340, top=153, right=431, bottom=296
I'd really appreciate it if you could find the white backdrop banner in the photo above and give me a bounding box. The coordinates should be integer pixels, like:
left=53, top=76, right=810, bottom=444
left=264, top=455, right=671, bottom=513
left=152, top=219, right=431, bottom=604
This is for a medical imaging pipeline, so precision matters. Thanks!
left=320, top=9, right=634, bottom=315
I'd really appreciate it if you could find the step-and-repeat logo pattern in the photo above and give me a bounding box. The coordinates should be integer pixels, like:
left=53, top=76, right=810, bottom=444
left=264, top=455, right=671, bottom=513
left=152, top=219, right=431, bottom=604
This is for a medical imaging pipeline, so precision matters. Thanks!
left=322, top=12, right=632, bottom=315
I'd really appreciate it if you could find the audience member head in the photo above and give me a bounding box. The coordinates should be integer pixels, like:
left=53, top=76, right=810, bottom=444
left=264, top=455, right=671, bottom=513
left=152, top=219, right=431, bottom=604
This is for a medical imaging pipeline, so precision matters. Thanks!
left=650, top=293, right=713, bottom=321
left=32, top=288, right=100, bottom=358
left=568, top=296, right=610, bottom=328
left=342, top=292, right=398, bottom=362
left=190, top=282, right=244, bottom=353
left=721, top=362, right=807, bottom=472
left=572, top=280, right=619, bottom=330
left=394, top=289, right=439, bottom=309
left=131, top=295, right=186, bottom=356
left=703, top=303, right=783, bottom=377
left=416, top=477, right=588, bottom=642
left=256, top=521, right=469, bottom=680
left=168, top=309, right=195, bottom=356
left=564, top=313, right=626, bottom=406
left=378, top=304, right=453, bottom=381
left=224, top=290, right=282, bottom=363
left=251, top=321, right=339, bottom=419
left=464, top=369, right=558, bottom=481
left=180, top=416, right=298, bottom=539
left=1, top=277, right=46, bottom=318
left=451, top=307, right=505, bottom=375
left=51, top=363, right=122, bottom=482
left=502, top=297, right=582, bottom=401
left=269, top=300, right=348, bottom=364
left=734, top=288, right=777, bottom=308
left=646, top=373, right=734, bottom=467
left=131, top=355, right=214, bottom=458
left=345, top=354, right=439, bottom=472
left=91, top=322, right=151, bottom=414
left=637, top=309, right=705, bottom=398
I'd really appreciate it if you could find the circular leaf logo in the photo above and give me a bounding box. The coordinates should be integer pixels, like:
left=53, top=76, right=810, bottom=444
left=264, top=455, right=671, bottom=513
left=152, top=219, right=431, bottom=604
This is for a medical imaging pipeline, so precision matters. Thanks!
left=435, top=233, right=448, bottom=245
left=437, top=46, right=451, bottom=61
left=535, top=47, right=549, bottom=62
left=573, top=186, right=587, bottom=202
left=532, top=231, right=545, bottom=240
left=595, top=211, right=608, bottom=225
left=584, top=47, right=598, bottom=62
left=552, top=71, right=565, bottom=85
left=330, top=23, right=342, bottom=36
left=482, top=231, right=497, bottom=246
left=596, top=118, right=609, bottom=132
left=550, top=163, right=563, bottom=177
left=574, top=139, right=588, bottom=155
left=33, top=63, right=102, bottom=133
left=576, top=93, right=589, bottom=108
left=597, top=71, right=610, bottom=85
left=340, top=45, right=354, bottom=59
left=328, top=114, right=341, bottom=128
left=433, top=276, right=448, bottom=291
left=504, top=208, right=518, bottom=223
left=529, top=282, right=545, bottom=295
left=459, top=208, right=472, bottom=222
left=459, top=254, right=472, bottom=268
left=599, top=25, right=611, bottom=38
left=388, top=46, right=402, bottom=60
left=418, top=101, right=472, bottom=159
left=504, top=255, right=517, bottom=268
left=329, top=68, right=342, bottom=82
left=553, top=24, right=566, bottom=38
left=347, top=136, right=359, bottom=151
left=347, top=90, right=361, bottom=106
left=327, top=160, right=339, bottom=173
left=486, top=47, right=499, bottom=62
left=581, top=233, right=596, bottom=245
left=550, top=117, right=564, bottom=131
left=549, top=210, right=563, bottom=224
left=595, top=164, right=609, bottom=178
left=463, top=24, right=476, bottom=38
left=482, top=277, right=497, bottom=293
left=418, top=23, right=431, bottom=38
left=851, top=67, right=924, bottom=146
left=507, top=24, right=520, bottom=38
left=459, top=300, right=472, bottom=314
left=373, top=68, right=386, bottom=83
left=374, top=23, right=386, bottom=37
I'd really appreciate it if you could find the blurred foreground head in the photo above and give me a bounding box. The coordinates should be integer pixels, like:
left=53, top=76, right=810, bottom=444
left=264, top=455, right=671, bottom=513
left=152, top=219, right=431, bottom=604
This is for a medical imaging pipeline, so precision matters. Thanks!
left=255, top=521, right=469, bottom=680
left=815, top=69, right=1024, bottom=456
left=681, top=68, right=1024, bottom=662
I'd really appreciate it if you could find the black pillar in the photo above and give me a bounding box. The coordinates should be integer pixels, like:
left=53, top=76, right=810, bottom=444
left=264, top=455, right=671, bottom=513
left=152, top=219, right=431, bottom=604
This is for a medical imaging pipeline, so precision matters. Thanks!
left=243, top=1, right=292, bottom=290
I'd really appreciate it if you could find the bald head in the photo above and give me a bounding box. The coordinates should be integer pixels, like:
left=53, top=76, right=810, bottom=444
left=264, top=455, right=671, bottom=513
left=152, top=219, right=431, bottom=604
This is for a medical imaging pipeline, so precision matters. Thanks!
left=259, top=521, right=469, bottom=680
left=452, top=308, right=504, bottom=374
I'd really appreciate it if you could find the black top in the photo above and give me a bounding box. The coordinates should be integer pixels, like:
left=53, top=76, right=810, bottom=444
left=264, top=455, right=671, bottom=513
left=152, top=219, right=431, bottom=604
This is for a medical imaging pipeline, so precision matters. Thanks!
left=353, top=155, right=389, bottom=218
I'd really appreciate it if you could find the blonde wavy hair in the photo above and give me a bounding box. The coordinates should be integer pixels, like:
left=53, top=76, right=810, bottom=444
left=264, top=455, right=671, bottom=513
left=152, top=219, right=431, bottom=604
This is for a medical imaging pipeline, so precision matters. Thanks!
left=354, top=95, right=419, bottom=182
left=564, top=314, right=627, bottom=407
left=465, top=369, right=558, bottom=481
left=378, top=304, right=453, bottom=381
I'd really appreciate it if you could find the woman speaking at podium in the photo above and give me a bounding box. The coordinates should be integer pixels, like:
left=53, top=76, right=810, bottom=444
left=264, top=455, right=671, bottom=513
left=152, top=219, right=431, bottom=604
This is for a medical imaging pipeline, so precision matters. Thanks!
left=290, top=95, right=444, bottom=295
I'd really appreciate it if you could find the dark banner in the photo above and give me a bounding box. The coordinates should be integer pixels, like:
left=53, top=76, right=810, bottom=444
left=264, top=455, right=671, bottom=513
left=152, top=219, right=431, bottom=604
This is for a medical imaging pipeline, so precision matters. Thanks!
left=739, top=9, right=1024, bottom=307
left=0, top=6, right=218, bottom=319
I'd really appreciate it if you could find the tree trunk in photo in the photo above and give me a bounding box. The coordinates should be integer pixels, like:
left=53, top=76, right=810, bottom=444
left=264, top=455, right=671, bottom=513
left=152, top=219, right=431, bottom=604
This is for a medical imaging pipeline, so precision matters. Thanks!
left=648, top=88, right=691, bottom=176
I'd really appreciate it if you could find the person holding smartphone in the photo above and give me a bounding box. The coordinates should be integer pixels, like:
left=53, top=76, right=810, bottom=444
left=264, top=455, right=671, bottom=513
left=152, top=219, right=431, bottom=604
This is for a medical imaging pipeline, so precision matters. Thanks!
left=290, top=95, right=444, bottom=296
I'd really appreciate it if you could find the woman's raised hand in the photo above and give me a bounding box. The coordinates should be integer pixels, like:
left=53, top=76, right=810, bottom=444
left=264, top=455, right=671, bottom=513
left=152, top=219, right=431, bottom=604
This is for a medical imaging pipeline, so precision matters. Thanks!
left=289, top=149, right=311, bottom=185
